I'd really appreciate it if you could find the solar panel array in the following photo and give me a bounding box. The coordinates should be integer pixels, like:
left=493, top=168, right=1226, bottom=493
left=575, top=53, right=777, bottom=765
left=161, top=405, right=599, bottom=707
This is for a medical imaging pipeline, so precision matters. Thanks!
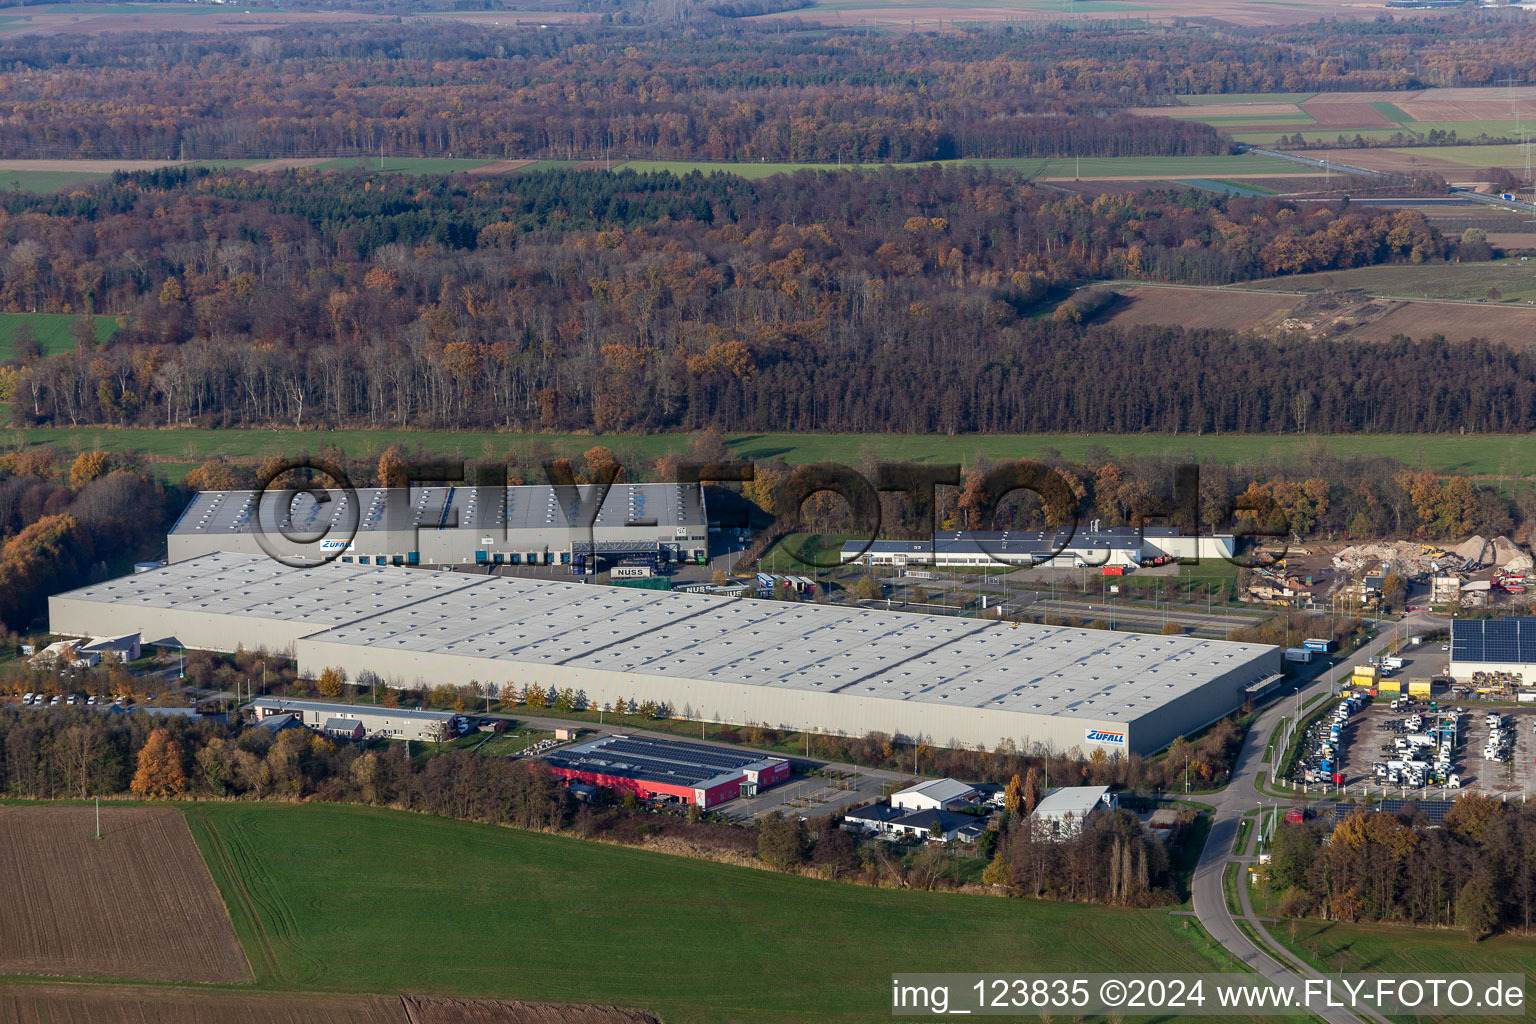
left=1451, top=617, right=1536, bottom=664
left=1326, top=799, right=1455, bottom=827
left=602, top=736, right=761, bottom=772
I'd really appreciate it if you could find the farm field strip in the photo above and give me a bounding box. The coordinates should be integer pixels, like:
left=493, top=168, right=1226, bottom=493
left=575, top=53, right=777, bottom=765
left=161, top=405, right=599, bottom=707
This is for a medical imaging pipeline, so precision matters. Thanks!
left=0, top=984, right=660, bottom=1024
left=0, top=807, right=249, bottom=983
left=0, top=151, right=1309, bottom=191
left=12, top=425, right=1536, bottom=475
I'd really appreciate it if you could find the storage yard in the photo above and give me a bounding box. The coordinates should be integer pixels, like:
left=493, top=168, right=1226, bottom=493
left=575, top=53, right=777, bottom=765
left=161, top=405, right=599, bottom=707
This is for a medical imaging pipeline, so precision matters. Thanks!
left=1315, top=697, right=1536, bottom=796
left=49, top=553, right=1282, bottom=756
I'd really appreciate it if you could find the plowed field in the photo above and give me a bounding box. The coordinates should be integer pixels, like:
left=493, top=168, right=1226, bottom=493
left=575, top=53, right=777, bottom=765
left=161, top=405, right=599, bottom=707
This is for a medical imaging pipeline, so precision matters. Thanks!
left=0, top=807, right=248, bottom=982
left=0, top=986, right=662, bottom=1024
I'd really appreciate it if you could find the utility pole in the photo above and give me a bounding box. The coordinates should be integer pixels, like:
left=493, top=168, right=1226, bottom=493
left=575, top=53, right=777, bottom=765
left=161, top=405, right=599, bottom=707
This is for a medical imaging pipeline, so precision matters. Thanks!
left=94, top=796, right=101, bottom=840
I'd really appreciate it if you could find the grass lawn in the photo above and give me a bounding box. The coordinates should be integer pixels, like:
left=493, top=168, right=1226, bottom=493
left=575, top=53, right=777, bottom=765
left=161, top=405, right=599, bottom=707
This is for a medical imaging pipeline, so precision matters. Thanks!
left=474, top=728, right=555, bottom=756
left=1236, top=259, right=1536, bottom=305
left=0, top=311, right=118, bottom=359
left=185, top=802, right=1261, bottom=1024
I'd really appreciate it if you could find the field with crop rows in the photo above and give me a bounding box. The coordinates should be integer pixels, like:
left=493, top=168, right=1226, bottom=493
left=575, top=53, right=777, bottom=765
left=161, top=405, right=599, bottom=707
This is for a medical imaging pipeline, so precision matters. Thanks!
left=0, top=806, right=248, bottom=982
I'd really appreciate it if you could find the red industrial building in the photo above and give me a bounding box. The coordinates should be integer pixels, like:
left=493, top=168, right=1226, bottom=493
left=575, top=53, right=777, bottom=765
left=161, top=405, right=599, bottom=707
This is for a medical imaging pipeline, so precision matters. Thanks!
left=542, top=734, right=790, bottom=809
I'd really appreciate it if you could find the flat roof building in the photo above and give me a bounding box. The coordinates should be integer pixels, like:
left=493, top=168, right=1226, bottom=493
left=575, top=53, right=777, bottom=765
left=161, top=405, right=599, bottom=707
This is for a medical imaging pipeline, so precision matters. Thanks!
left=51, top=553, right=1281, bottom=756
left=168, top=483, right=708, bottom=568
left=841, top=527, right=1235, bottom=569
left=248, top=697, right=457, bottom=742
left=542, top=734, right=791, bottom=808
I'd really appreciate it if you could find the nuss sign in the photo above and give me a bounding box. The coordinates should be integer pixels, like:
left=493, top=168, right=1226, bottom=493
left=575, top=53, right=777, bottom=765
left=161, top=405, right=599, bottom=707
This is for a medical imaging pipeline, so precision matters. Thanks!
left=1085, top=727, right=1126, bottom=746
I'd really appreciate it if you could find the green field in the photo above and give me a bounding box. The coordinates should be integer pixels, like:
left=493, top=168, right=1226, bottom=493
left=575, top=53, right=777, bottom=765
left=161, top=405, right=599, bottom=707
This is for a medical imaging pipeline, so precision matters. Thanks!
left=1368, top=101, right=1414, bottom=124
left=11, top=2, right=284, bottom=12
left=315, top=156, right=499, bottom=174
left=1370, top=143, right=1536, bottom=169
left=185, top=802, right=1256, bottom=1024
left=1237, top=259, right=1536, bottom=305
left=1174, top=93, right=1319, bottom=106
left=621, top=153, right=1303, bottom=180
left=1281, top=918, right=1536, bottom=987
left=0, top=311, right=118, bottom=359
left=0, top=169, right=112, bottom=192
left=11, top=426, right=1536, bottom=477
left=1175, top=111, right=1316, bottom=128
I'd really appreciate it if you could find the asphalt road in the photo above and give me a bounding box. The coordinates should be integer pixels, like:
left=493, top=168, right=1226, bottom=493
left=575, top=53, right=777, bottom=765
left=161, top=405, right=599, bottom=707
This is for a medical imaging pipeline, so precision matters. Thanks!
left=1190, top=611, right=1446, bottom=1024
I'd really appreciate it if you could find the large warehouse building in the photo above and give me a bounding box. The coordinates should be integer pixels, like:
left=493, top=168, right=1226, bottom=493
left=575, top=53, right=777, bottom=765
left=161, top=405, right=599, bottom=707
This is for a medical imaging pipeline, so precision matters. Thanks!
left=50, top=553, right=1281, bottom=756
left=167, top=482, right=708, bottom=568
left=841, top=527, right=1237, bottom=569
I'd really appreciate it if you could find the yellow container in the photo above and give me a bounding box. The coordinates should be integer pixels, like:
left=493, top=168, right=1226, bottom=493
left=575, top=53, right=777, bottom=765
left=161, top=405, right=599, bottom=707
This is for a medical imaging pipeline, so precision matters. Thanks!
left=1377, top=678, right=1401, bottom=695
left=1354, top=665, right=1378, bottom=679
left=1408, top=679, right=1432, bottom=697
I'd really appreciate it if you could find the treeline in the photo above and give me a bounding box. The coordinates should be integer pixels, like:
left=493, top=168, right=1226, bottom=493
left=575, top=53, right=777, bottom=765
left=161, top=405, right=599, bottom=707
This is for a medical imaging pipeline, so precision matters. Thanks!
left=1, top=14, right=1534, bottom=162
left=981, top=806, right=1175, bottom=906
left=0, top=22, right=1229, bottom=163
left=0, top=449, right=171, bottom=631
left=1268, top=797, right=1536, bottom=939
left=7, top=164, right=1499, bottom=437
left=0, top=704, right=1171, bottom=902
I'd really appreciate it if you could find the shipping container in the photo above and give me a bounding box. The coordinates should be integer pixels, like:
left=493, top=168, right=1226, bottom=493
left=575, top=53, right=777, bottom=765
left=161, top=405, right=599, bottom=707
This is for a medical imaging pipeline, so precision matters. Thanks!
left=1102, top=566, right=1124, bottom=576
left=1303, top=638, right=1335, bottom=652
left=1283, top=648, right=1313, bottom=663
left=1285, top=808, right=1305, bottom=825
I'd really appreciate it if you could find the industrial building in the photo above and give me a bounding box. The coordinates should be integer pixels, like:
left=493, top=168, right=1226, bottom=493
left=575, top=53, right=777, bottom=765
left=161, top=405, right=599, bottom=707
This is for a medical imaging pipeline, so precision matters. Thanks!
left=840, top=527, right=1236, bottom=570
left=1030, top=785, right=1118, bottom=840
left=50, top=553, right=1281, bottom=756
left=168, top=482, right=708, bottom=568
left=248, top=697, right=457, bottom=742
left=542, top=734, right=790, bottom=808
left=891, top=777, right=979, bottom=812
left=1449, top=618, right=1536, bottom=684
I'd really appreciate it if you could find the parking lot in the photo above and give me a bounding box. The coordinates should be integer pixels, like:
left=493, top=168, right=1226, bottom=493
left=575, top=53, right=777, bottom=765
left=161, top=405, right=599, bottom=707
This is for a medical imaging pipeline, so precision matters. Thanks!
left=1337, top=699, right=1536, bottom=796
left=715, top=763, right=897, bottom=821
